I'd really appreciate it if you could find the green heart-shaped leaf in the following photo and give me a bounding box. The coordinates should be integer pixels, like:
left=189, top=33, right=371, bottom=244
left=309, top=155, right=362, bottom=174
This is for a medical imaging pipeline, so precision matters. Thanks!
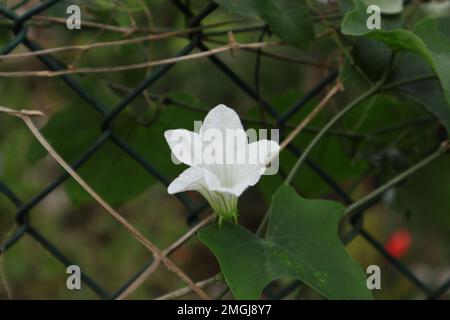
left=198, top=185, right=372, bottom=300
left=341, top=0, right=450, bottom=132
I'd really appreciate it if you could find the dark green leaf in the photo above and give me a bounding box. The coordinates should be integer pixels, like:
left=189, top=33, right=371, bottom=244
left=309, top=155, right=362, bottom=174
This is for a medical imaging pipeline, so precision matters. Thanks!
left=199, top=185, right=372, bottom=300
left=341, top=0, right=450, bottom=132
left=413, top=17, right=450, bottom=109
left=389, top=53, right=450, bottom=133
left=213, top=0, right=314, bottom=48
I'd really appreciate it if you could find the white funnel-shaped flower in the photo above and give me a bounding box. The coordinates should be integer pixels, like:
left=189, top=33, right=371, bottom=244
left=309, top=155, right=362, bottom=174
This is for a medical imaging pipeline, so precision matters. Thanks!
left=165, top=104, right=279, bottom=224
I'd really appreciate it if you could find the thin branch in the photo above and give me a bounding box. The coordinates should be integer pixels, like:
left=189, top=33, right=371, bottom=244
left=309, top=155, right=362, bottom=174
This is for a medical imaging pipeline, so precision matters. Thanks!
left=117, top=259, right=161, bottom=300
left=155, top=274, right=222, bottom=300
left=203, top=13, right=341, bottom=37
left=346, top=141, right=450, bottom=214
left=164, top=214, right=216, bottom=256
left=31, top=15, right=148, bottom=34
left=277, top=82, right=343, bottom=154
left=0, top=28, right=200, bottom=61
left=204, top=38, right=333, bottom=69
left=0, top=106, right=44, bottom=117
left=0, top=41, right=281, bottom=77
left=0, top=20, right=266, bottom=64
left=368, top=116, right=436, bottom=136
left=0, top=256, right=11, bottom=299
left=215, top=286, right=231, bottom=300
left=0, top=106, right=210, bottom=300
left=285, top=81, right=382, bottom=185
left=30, top=15, right=250, bottom=35
left=116, top=214, right=216, bottom=300
left=381, top=74, right=438, bottom=91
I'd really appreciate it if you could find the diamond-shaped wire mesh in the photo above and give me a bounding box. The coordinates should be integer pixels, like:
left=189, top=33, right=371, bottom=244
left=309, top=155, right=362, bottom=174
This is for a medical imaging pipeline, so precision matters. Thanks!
left=0, top=0, right=448, bottom=300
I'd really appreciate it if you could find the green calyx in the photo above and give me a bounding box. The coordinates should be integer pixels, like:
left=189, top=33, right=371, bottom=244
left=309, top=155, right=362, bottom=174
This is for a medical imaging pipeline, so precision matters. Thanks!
left=217, top=209, right=239, bottom=226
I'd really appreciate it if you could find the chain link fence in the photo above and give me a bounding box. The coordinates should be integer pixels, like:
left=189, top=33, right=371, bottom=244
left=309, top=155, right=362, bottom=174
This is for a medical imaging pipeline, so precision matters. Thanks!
left=0, top=0, right=448, bottom=299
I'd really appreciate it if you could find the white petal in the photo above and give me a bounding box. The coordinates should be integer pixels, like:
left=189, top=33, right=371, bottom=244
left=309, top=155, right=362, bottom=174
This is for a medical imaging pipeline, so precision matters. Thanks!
left=201, top=167, right=225, bottom=193
left=164, top=129, right=202, bottom=166
left=200, top=104, right=245, bottom=136
left=215, top=139, right=280, bottom=195
left=230, top=164, right=264, bottom=194
left=167, top=167, right=205, bottom=194
left=247, top=139, right=280, bottom=166
left=199, top=139, right=279, bottom=196
left=201, top=165, right=260, bottom=197
left=200, top=105, right=248, bottom=169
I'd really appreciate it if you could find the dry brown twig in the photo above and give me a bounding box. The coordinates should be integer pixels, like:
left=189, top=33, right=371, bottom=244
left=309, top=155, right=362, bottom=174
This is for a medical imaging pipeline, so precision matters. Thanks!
left=0, top=256, right=12, bottom=299
left=0, top=28, right=200, bottom=61
left=116, top=214, right=216, bottom=300
left=204, top=38, right=333, bottom=69
left=0, top=41, right=281, bottom=78
left=0, top=106, right=211, bottom=300
left=155, top=274, right=221, bottom=300
left=0, top=18, right=256, bottom=62
left=0, top=106, right=44, bottom=117
left=275, top=81, right=343, bottom=156
left=29, top=15, right=251, bottom=35
left=31, top=15, right=144, bottom=34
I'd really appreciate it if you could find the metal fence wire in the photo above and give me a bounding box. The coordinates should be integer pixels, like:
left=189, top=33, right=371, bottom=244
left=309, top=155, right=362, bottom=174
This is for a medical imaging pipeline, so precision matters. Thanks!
left=0, top=0, right=448, bottom=300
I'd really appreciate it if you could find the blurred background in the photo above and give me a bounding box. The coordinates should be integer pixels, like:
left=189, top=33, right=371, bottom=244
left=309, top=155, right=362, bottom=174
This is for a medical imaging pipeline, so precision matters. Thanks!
left=0, top=0, right=449, bottom=299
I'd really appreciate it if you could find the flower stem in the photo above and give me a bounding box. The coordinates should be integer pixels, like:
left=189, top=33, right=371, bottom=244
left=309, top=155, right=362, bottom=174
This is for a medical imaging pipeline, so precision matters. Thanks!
left=381, top=74, right=437, bottom=91
left=346, top=141, right=449, bottom=214
left=256, top=213, right=268, bottom=236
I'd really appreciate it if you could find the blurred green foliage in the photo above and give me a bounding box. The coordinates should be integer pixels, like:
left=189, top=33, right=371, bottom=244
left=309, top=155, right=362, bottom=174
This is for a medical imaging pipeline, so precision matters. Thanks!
left=0, top=0, right=449, bottom=299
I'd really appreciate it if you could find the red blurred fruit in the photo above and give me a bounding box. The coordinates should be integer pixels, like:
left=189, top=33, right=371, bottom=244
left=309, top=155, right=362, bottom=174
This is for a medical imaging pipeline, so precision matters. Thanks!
left=385, top=229, right=412, bottom=258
